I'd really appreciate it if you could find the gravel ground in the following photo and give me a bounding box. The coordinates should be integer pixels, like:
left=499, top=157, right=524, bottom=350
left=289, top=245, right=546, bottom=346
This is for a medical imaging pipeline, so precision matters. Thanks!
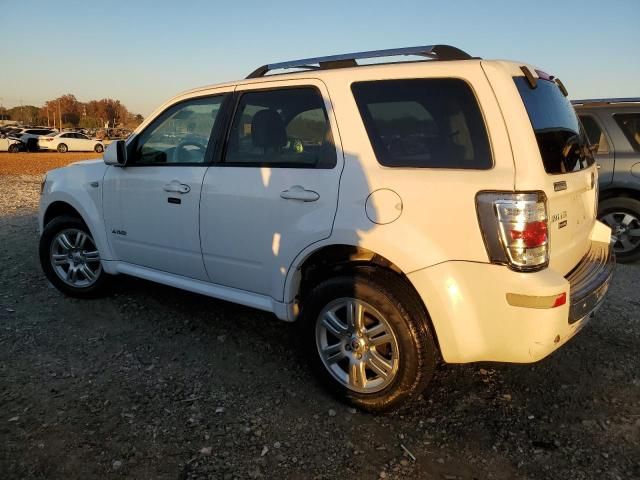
left=0, top=152, right=101, bottom=175
left=0, top=173, right=638, bottom=480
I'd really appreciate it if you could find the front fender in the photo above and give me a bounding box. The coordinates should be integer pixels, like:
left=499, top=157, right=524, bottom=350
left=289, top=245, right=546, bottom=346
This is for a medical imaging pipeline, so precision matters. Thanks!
left=40, top=163, right=114, bottom=270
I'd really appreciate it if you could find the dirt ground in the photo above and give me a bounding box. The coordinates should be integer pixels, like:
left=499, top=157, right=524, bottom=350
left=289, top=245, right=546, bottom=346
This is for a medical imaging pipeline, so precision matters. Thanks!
left=0, top=163, right=638, bottom=479
left=0, top=152, right=102, bottom=175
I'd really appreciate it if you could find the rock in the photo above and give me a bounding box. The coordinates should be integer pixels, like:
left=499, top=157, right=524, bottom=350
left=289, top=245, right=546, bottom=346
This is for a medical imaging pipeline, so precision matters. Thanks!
left=215, top=406, right=225, bottom=414
left=328, top=409, right=336, bottom=417
left=261, top=445, right=269, bottom=456
left=273, top=441, right=281, bottom=449
left=200, top=446, right=212, bottom=455
left=112, top=460, right=122, bottom=470
left=436, top=458, right=445, bottom=464
left=6, top=308, right=15, bottom=313
left=7, top=416, right=19, bottom=422
left=502, top=394, right=512, bottom=401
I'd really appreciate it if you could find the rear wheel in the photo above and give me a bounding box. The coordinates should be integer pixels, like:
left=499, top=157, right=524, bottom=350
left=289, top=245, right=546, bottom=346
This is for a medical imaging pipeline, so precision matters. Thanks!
left=599, top=197, right=640, bottom=263
left=57, top=143, right=68, bottom=153
left=8, top=144, right=19, bottom=153
left=39, top=216, right=109, bottom=297
left=94, top=144, right=104, bottom=153
left=302, top=267, right=437, bottom=413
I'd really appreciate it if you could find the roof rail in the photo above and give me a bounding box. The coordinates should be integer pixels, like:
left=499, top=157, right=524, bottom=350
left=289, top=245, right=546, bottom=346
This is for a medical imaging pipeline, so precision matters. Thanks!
left=246, top=44, right=473, bottom=79
left=571, top=97, right=640, bottom=105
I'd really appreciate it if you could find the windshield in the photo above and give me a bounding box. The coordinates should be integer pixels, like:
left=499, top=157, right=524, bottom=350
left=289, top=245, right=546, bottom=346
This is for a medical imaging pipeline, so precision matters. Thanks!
left=515, top=77, right=594, bottom=174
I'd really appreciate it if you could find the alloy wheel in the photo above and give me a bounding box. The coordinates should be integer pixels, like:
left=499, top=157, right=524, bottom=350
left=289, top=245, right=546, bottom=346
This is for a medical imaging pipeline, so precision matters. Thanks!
left=49, top=228, right=102, bottom=288
left=315, top=297, right=400, bottom=394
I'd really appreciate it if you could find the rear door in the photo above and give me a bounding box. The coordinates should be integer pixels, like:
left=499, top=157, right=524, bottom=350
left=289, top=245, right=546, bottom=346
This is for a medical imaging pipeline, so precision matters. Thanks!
left=511, top=73, right=598, bottom=274
left=200, top=79, right=342, bottom=300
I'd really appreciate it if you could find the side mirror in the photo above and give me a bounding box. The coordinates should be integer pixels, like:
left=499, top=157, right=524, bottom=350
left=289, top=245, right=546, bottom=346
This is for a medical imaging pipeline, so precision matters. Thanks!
left=104, top=140, right=127, bottom=166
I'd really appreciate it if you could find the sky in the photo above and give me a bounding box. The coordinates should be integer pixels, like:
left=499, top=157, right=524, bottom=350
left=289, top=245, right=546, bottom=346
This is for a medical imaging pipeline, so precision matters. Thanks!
left=1, top=0, right=638, bottom=116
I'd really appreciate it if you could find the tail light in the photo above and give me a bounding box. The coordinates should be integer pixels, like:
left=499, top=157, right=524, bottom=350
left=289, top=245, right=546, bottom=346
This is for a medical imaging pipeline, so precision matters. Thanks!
left=476, top=192, right=549, bottom=271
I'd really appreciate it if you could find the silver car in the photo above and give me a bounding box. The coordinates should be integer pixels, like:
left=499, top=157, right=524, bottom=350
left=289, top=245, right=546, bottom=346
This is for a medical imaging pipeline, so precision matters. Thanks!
left=573, top=98, right=640, bottom=262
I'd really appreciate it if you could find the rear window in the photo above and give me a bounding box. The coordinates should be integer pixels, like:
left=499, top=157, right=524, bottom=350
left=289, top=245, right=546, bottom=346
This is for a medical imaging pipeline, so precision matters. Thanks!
left=515, top=77, right=594, bottom=174
left=351, top=79, right=492, bottom=169
left=613, top=113, right=640, bottom=152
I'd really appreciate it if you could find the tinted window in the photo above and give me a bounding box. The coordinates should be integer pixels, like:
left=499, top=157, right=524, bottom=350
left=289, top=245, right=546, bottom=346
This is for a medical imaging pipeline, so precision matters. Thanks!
left=579, top=115, right=609, bottom=153
left=515, top=77, right=594, bottom=174
left=614, top=113, right=640, bottom=152
left=60, top=133, right=72, bottom=138
left=130, top=96, right=225, bottom=165
left=351, top=79, right=492, bottom=169
left=225, top=88, right=336, bottom=168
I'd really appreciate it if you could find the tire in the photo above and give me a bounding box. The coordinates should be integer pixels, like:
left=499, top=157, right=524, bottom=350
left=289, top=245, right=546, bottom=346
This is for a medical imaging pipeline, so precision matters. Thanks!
left=57, top=143, right=68, bottom=153
left=94, top=144, right=104, bottom=153
left=39, top=215, right=109, bottom=298
left=8, top=144, right=19, bottom=153
left=302, top=267, right=437, bottom=413
left=599, top=197, right=640, bottom=263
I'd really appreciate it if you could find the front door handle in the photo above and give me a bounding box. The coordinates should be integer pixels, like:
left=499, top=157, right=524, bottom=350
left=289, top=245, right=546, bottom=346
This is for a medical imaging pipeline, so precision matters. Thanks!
left=163, top=181, right=190, bottom=194
left=280, top=185, right=320, bottom=202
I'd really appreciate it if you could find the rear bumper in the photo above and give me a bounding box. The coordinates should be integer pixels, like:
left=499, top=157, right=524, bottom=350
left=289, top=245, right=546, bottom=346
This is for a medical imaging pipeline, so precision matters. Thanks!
left=408, top=221, right=614, bottom=364
left=566, top=240, right=614, bottom=324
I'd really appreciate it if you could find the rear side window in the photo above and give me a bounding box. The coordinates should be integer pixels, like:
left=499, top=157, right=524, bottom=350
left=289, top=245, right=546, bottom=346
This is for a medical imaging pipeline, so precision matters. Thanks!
left=579, top=115, right=609, bottom=153
left=614, top=113, right=640, bottom=152
left=225, top=87, right=336, bottom=168
left=351, top=79, right=492, bottom=169
left=515, top=77, right=594, bottom=174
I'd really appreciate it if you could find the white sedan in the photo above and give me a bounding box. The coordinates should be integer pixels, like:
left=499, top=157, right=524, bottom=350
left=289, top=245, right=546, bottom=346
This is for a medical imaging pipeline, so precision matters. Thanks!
left=38, top=132, right=105, bottom=153
left=0, top=136, right=24, bottom=153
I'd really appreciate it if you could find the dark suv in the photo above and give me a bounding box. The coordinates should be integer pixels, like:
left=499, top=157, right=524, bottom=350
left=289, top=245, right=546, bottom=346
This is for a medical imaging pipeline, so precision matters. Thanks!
left=573, top=98, right=640, bottom=262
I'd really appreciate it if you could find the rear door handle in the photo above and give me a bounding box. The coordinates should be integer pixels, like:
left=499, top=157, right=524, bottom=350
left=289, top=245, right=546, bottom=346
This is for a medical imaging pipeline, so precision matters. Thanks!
left=163, top=181, right=190, bottom=194
left=280, top=185, right=320, bottom=202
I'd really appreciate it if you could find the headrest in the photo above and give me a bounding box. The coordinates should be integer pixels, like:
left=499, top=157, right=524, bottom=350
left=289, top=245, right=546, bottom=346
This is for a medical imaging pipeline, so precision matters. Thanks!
left=251, top=109, right=287, bottom=149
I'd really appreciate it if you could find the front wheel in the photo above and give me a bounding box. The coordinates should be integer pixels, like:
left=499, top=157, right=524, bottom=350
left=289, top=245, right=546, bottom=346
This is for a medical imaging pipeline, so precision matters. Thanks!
left=599, top=197, right=640, bottom=263
left=57, top=143, right=68, bottom=153
left=39, top=215, right=109, bottom=297
left=303, top=268, right=437, bottom=413
left=8, top=144, right=19, bottom=153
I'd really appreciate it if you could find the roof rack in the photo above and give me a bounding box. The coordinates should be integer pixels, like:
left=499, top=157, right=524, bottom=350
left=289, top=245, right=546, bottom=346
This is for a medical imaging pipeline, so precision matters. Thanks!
left=571, top=97, right=640, bottom=106
left=246, top=44, right=473, bottom=79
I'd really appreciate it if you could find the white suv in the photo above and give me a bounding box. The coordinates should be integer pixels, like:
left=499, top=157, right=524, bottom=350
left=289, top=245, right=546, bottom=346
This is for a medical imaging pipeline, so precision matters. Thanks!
left=38, top=45, right=614, bottom=412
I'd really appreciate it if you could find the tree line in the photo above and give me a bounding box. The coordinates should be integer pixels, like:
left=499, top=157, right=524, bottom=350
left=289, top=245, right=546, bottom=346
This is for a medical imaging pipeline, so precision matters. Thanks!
left=0, top=94, right=143, bottom=129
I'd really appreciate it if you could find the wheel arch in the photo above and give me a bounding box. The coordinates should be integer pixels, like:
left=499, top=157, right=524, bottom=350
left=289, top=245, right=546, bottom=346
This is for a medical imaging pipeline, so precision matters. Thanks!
left=286, top=243, right=441, bottom=352
left=40, top=191, right=115, bottom=269
left=599, top=186, right=640, bottom=204
left=43, top=201, right=85, bottom=227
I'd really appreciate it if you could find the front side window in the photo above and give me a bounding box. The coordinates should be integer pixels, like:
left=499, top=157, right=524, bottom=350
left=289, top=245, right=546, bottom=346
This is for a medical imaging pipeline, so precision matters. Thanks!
left=351, top=79, right=492, bottom=169
left=579, top=115, right=609, bottom=153
left=129, top=95, right=225, bottom=165
left=614, top=113, right=640, bottom=152
left=515, top=77, right=594, bottom=174
left=224, top=87, right=336, bottom=168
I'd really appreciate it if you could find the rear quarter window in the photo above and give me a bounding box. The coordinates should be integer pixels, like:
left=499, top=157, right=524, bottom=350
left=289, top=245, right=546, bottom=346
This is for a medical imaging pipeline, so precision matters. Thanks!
left=351, top=79, right=492, bottom=169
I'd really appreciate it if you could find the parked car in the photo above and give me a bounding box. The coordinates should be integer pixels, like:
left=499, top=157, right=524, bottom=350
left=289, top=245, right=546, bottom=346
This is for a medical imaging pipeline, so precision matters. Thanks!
left=38, top=132, right=105, bottom=153
left=573, top=98, right=640, bottom=262
left=0, top=134, right=24, bottom=152
left=38, top=45, right=614, bottom=412
left=13, top=128, right=56, bottom=150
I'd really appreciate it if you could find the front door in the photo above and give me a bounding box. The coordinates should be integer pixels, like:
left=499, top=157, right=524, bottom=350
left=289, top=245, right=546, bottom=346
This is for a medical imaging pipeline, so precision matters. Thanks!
left=103, top=92, right=229, bottom=280
left=200, top=81, right=343, bottom=300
